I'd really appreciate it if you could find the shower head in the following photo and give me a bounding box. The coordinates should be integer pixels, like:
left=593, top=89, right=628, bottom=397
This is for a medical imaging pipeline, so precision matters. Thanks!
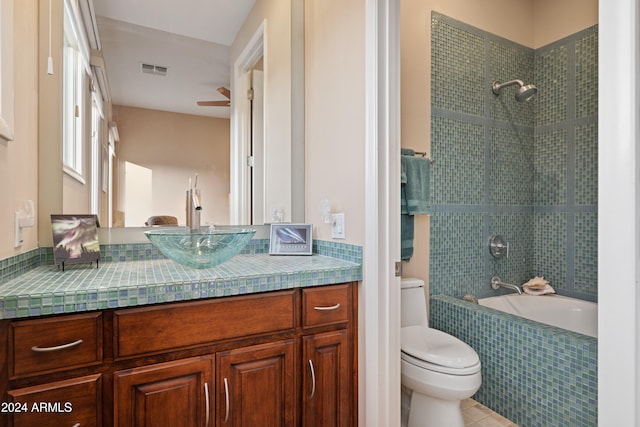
left=492, top=79, right=538, bottom=102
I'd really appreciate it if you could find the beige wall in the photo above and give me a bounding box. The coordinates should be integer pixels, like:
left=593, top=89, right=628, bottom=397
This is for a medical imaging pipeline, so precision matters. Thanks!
left=400, top=0, right=598, bottom=282
left=112, top=106, right=230, bottom=226
left=0, top=0, right=39, bottom=259
left=304, top=0, right=366, bottom=245
left=533, top=0, right=598, bottom=48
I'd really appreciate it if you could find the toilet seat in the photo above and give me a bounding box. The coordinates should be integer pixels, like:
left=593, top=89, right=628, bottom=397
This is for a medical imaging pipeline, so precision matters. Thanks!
left=401, top=326, right=481, bottom=376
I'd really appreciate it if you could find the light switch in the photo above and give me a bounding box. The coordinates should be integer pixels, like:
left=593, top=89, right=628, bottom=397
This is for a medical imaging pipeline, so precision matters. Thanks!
left=331, top=213, right=346, bottom=239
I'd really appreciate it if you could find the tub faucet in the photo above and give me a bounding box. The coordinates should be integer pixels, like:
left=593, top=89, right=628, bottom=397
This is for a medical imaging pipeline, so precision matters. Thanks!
left=490, top=276, right=522, bottom=295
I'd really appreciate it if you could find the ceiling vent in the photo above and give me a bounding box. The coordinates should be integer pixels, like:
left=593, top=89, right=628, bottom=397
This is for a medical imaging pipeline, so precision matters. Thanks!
left=141, top=63, right=168, bottom=76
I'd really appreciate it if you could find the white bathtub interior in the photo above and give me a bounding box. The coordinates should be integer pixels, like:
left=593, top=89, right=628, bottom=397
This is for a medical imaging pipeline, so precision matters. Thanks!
left=478, top=294, right=597, bottom=338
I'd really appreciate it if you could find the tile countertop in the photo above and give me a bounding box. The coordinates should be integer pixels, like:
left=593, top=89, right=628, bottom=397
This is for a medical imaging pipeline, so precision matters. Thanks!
left=0, top=254, right=362, bottom=320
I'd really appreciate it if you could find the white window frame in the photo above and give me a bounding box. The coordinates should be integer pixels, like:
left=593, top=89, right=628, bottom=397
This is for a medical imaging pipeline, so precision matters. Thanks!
left=62, top=0, right=90, bottom=183
left=90, top=91, right=103, bottom=215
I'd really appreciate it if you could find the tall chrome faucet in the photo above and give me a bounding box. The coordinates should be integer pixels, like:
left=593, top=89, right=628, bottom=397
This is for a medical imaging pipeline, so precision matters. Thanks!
left=186, top=174, right=202, bottom=230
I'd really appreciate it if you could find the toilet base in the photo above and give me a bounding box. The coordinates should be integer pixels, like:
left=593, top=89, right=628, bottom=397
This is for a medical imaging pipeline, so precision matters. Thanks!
left=406, top=390, right=464, bottom=427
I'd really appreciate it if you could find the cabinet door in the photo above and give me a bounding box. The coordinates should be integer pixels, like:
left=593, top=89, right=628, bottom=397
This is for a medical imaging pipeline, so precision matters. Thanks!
left=114, top=356, right=213, bottom=427
left=8, top=373, right=101, bottom=427
left=302, top=330, right=351, bottom=427
left=216, top=340, right=295, bottom=427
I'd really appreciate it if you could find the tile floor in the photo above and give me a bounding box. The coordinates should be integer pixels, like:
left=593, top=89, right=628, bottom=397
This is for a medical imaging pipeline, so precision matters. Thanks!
left=462, top=398, right=518, bottom=427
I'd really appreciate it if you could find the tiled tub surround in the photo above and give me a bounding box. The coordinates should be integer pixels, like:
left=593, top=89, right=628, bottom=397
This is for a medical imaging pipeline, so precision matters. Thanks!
left=0, top=239, right=362, bottom=320
left=429, top=13, right=598, bottom=301
left=429, top=13, right=598, bottom=427
left=431, top=295, right=597, bottom=427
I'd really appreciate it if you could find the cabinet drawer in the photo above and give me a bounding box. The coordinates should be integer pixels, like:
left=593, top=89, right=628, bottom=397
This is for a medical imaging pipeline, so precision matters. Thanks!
left=8, top=373, right=101, bottom=427
left=10, top=313, right=103, bottom=378
left=302, top=284, right=350, bottom=328
left=114, top=290, right=296, bottom=358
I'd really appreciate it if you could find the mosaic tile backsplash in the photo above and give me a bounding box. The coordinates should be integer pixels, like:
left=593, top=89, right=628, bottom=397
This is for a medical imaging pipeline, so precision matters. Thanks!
left=0, top=239, right=362, bottom=319
left=430, top=13, right=598, bottom=301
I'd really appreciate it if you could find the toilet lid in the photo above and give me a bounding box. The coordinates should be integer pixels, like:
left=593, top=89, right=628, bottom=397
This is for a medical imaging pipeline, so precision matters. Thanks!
left=401, top=326, right=480, bottom=369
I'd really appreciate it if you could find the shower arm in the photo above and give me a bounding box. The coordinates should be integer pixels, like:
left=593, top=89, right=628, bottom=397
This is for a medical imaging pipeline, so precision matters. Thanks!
left=492, top=79, right=525, bottom=95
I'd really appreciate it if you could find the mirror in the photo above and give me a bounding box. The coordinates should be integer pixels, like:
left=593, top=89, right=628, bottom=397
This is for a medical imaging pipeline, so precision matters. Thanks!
left=40, top=0, right=303, bottom=241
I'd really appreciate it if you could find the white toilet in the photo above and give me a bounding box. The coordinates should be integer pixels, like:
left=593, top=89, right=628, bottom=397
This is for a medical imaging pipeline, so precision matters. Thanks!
left=400, top=278, right=482, bottom=427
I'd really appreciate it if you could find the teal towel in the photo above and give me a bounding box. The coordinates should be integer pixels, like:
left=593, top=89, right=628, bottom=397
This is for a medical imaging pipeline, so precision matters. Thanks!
left=401, top=214, right=414, bottom=260
left=400, top=154, right=430, bottom=261
left=400, top=155, right=430, bottom=214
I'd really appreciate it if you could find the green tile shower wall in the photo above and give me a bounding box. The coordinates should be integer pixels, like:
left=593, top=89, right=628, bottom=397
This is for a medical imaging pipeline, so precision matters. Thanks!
left=430, top=13, right=598, bottom=300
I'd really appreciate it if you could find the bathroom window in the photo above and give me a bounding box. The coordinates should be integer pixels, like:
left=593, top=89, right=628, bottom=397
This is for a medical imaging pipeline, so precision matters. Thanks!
left=62, top=0, right=89, bottom=183
left=90, top=94, right=102, bottom=214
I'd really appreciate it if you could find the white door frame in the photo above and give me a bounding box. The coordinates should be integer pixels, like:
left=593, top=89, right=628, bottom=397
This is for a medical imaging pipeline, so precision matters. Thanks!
left=230, top=22, right=265, bottom=225
left=598, top=0, right=640, bottom=425
left=362, top=0, right=401, bottom=425
left=366, top=0, right=640, bottom=425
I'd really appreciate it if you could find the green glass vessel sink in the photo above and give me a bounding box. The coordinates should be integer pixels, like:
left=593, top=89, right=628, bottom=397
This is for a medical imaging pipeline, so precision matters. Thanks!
left=144, top=227, right=256, bottom=268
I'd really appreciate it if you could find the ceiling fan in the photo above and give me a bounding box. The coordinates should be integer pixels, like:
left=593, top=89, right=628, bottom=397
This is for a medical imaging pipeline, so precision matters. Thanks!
left=197, top=87, right=231, bottom=107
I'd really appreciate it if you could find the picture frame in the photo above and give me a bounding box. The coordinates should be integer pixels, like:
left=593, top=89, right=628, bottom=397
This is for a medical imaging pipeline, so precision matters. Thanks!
left=269, top=223, right=313, bottom=256
left=51, top=214, right=101, bottom=270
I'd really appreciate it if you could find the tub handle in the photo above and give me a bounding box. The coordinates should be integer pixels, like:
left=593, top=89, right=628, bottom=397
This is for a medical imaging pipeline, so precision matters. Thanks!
left=489, top=235, right=509, bottom=258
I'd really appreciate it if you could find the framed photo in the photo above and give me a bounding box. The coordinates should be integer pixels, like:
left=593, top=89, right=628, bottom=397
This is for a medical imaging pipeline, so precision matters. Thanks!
left=51, top=214, right=101, bottom=269
left=269, top=224, right=313, bottom=256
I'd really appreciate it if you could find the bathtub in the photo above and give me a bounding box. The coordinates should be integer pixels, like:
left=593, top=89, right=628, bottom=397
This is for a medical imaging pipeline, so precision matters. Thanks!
left=478, top=293, right=597, bottom=338
left=430, top=294, right=597, bottom=426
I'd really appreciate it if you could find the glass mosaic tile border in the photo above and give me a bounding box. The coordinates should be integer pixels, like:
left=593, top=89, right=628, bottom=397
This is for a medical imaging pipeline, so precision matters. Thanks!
left=0, top=239, right=362, bottom=319
left=0, top=240, right=362, bottom=282
left=431, top=295, right=597, bottom=427
left=0, top=248, right=44, bottom=285
left=0, top=253, right=361, bottom=320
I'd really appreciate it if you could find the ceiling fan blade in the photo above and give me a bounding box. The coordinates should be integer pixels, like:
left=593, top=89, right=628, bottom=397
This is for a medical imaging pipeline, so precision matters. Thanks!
left=217, top=87, right=231, bottom=99
left=197, top=100, right=230, bottom=107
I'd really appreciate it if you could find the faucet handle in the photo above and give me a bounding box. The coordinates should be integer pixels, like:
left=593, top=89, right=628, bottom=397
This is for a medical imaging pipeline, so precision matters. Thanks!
left=489, top=235, right=509, bottom=258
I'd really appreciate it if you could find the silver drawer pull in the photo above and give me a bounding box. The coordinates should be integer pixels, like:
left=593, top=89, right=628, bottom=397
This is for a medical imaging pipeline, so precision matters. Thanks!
left=31, top=339, right=83, bottom=353
left=72, top=424, right=80, bottom=427
left=313, top=303, right=341, bottom=311
left=308, top=360, right=316, bottom=399
left=204, top=382, right=210, bottom=427
left=223, top=377, right=230, bottom=424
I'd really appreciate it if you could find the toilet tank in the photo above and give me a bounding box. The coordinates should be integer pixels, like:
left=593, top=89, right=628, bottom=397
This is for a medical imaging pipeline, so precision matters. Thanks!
left=401, top=278, right=428, bottom=327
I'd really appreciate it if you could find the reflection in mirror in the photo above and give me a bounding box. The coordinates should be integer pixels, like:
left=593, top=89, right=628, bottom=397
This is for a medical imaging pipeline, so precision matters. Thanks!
left=46, top=0, right=302, bottom=233
left=93, top=0, right=245, bottom=227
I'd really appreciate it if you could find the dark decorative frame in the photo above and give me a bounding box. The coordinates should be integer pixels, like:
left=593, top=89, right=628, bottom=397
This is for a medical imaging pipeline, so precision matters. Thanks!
left=51, top=214, right=100, bottom=271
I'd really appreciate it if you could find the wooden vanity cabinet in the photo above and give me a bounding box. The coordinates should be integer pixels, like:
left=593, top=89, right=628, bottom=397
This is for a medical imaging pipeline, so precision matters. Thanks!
left=301, top=284, right=354, bottom=427
left=7, top=374, right=102, bottom=427
left=114, top=356, right=213, bottom=427
left=216, top=340, right=296, bottom=426
left=0, top=282, right=357, bottom=427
